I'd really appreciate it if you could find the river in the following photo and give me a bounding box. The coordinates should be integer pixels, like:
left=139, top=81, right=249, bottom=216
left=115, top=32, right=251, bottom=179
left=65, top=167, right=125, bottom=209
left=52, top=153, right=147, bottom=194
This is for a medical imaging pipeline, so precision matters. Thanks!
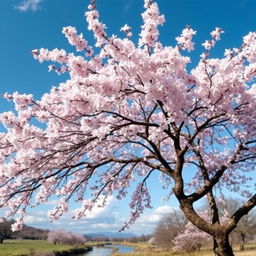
left=79, top=244, right=134, bottom=256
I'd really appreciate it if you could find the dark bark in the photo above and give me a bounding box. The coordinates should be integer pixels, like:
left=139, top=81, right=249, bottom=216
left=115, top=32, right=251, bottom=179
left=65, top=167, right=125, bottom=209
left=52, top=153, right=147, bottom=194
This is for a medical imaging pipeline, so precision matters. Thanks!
left=206, top=190, right=220, bottom=256
left=215, top=235, right=235, bottom=256
left=179, top=200, right=235, bottom=256
left=239, top=233, right=245, bottom=251
left=192, top=150, right=221, bottom=255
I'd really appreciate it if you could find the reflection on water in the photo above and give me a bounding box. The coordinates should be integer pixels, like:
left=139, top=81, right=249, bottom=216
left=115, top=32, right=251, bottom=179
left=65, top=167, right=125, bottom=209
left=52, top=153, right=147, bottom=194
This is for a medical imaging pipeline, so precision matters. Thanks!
left=79, top=244, right=134, bottom=256
left=106, top=244, right=134, bottom=253
left=83, top=247, right=113, bottom=256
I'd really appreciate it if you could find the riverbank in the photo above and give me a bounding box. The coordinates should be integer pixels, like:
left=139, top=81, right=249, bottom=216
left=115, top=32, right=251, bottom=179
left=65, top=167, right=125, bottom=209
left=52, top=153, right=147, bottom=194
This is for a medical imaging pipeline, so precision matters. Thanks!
left=0, top=240, right=92, bottom=256
left=51, top=246, right=92, bottom=256
left=111, top=242, right=256, bottom=256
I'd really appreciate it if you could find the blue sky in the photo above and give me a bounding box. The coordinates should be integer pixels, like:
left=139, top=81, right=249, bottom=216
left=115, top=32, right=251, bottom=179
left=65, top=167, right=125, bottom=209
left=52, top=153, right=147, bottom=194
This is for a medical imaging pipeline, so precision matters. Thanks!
left=0, top=0, right=255, bottom=235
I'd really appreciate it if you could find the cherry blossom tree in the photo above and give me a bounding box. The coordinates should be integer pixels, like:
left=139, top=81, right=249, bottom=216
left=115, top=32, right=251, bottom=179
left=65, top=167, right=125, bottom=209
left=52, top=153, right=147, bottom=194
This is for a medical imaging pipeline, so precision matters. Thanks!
left=173, top=212, right=211, bottom=252
left=173, top=210, right=230, bottom=253
left=0, top=0, right=255, bottom=255
left=47, top=229, right=86, bottom=245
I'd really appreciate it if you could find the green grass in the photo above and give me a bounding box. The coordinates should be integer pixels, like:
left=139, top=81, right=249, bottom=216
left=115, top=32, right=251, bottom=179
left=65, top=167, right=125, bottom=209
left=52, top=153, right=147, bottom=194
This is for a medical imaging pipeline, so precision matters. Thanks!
left=0, top=240, right=73, bottom=256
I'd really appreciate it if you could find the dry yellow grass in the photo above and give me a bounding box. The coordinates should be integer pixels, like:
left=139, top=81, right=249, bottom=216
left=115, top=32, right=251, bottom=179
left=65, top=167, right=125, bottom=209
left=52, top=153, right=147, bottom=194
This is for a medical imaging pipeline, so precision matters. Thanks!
left=112, top=243, right=256, bottom=256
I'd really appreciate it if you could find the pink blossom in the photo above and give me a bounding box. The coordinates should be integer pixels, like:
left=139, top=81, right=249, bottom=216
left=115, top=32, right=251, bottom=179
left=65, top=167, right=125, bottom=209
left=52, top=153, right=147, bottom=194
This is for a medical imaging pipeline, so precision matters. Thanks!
left=85, top=9, right=107, bottom=47
left=139, top=0, right=165, bottom=48
left=243, top=31, right=256, bottom=45
left=210, top=27, right=224, bottom=40
left=176, top=27, right=197, bottom=52
left=120, top=24, right=133, bottom=38
left=11, top=219, right=23, bottom=232
left=47, top=229, right=86, bottom=245
left=62, top=26, right=88, bottom=52
left=202, top=40, right=215, bottom=50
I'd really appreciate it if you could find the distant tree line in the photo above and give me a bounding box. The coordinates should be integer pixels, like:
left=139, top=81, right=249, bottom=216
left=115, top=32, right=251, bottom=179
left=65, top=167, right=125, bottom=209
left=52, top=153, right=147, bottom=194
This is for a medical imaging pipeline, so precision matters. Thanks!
left=12, top=224, right=49, bottom=240
left=0, top=220, right=49, bottom=243
left=0, top=221, right=86, bottom=245
left=110, top=234, right=152, bottom=243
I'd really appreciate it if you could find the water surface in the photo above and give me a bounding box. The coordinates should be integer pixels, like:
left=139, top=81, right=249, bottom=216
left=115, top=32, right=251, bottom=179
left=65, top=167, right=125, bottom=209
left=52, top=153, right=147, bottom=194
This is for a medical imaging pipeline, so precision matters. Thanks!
left=83, top=246, right=113, bottom=256
left=106, top=244, right=134, bottom=253
left=80, top=244, right=134, bottom=256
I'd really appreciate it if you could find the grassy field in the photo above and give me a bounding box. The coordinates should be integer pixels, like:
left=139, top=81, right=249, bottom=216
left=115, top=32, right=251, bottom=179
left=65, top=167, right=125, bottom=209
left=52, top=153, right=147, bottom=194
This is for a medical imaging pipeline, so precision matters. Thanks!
left=0, top=240, right=74, bottom=256
left=112, top=242, right=256, bottom=256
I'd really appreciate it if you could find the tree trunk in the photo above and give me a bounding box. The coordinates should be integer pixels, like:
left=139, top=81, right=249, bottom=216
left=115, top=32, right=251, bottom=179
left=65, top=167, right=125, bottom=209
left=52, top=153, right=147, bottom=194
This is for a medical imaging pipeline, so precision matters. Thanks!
left=240, top=233, right=245, bottom=251
left=206, top=189, right=220, bottom=255
left=179, top=199, right=234, bottom=256
left=215, top=234, right=235, bottom=256
left=214, top=238, right=219, bottom=256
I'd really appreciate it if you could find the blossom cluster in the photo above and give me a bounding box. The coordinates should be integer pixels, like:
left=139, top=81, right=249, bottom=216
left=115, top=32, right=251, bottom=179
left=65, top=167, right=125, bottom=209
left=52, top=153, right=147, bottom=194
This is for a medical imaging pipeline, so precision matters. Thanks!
left=139, top=0, right=165, bottom=48
left=62, top=26, right=91, bottom=53
left=202, top=27, right=224, bottom=51
left=176, top=27, right=197, bottom=52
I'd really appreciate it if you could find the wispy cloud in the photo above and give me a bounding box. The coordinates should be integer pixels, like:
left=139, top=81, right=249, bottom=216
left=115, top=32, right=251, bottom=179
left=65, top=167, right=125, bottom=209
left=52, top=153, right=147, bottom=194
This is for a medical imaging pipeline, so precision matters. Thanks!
left=122, top=0, right=132, bottom=14
left=24, top=196, right=118, bottom=234
left=23, top=201, right=176, bottom=235
left=15, top=0, right=43, bottom=12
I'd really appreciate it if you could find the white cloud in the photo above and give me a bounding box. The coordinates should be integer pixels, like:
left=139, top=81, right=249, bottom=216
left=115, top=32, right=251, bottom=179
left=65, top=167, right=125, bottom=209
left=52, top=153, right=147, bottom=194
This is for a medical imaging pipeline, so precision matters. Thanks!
left=84, top=196, right=115, bottom=219
left=138, top=205, right=175, bottom=224
left=122, top=0, right=132, bottom=13
left=15, top=0, right=43, bottom=12
left=23, top=199, right=176, bottom=235
left=127, top=205, right=176, bottom=234
left=91, top=223, right=119, bottom=230
left=24, top=215, right=47, bottom=224
left=23, top=196, right=119, bottom=234
left=154, top=205, right=174, bottom=215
